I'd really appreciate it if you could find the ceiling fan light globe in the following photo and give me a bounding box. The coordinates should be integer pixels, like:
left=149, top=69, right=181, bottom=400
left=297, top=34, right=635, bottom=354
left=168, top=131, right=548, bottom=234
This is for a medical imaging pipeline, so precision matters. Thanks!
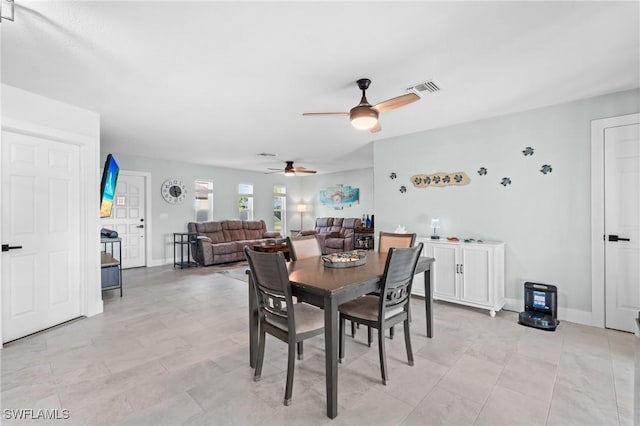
left=351, top=116, right=378, bottom=130
left=350, top=106, right=379, bottom=130
left=284, top=170, right=295, bottom=176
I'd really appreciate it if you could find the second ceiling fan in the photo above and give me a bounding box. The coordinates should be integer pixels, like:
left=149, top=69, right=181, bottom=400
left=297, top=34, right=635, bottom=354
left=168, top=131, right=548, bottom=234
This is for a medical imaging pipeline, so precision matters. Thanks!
left=303, top=78, right=420, bottom=133
left=266, top=161, right=317, bottom=176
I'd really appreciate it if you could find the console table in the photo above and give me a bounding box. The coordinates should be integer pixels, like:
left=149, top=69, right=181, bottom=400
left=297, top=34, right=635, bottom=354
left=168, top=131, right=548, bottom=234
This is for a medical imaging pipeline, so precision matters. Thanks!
left=101, top=237, right=122, bottom=296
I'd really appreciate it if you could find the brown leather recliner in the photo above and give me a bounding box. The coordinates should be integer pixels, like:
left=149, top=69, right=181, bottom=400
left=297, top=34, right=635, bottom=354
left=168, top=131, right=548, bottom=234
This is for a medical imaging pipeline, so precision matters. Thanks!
left=302, top=217, right=362, bottom=254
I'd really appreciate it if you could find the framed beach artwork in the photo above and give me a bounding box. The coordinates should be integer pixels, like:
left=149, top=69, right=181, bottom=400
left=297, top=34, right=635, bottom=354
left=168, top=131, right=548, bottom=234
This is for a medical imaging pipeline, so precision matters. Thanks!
left=319, top=185, right=359, bottom=210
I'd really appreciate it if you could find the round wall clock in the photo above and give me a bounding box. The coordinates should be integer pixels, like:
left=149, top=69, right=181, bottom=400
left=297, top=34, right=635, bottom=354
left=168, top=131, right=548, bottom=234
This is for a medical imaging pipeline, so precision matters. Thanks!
left=161, top=178, right=187, bottom=204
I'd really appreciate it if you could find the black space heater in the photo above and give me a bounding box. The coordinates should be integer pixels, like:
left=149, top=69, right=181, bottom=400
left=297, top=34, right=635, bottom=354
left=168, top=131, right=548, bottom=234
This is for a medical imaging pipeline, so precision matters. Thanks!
left=518, top=282, right=559, bottom=331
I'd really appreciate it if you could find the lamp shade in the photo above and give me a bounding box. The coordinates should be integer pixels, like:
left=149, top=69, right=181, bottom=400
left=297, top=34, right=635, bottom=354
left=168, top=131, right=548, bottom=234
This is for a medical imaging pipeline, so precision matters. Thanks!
left=296, top=204, right=307, bottom=213
left=431, top=218, right=441, bottom=229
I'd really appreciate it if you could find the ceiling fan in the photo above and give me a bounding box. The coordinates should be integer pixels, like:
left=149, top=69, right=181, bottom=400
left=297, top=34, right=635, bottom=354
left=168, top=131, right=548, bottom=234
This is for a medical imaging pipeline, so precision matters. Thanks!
left=303, top=78, right=420, bottom=133
left=266, top=161, right=317, bottom=176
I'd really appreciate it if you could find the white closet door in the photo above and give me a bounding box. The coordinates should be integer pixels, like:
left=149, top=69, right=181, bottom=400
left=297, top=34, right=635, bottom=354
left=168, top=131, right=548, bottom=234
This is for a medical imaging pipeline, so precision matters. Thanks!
left=2, top=131, right=81, bottom=342
left=605, top=123, right=640, bottom=333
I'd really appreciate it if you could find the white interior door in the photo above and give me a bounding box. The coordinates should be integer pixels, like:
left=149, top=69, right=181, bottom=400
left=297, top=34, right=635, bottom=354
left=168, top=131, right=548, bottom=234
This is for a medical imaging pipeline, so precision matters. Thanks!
left=101, top=172, right=146, bottom=269
left=1, top=131, right=81, bottom=342
left=605, top=123, right=640, bottom=333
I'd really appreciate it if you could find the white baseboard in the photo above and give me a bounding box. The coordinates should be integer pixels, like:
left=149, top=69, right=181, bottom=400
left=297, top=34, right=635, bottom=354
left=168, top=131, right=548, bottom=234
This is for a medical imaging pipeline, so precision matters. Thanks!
left=503, top=298, right=523, bottom=313
left=86, top=301, right=104, bottom=317
left=147, top=258, right=173, bottom=268
left=504, top=298, right=595, bottom=327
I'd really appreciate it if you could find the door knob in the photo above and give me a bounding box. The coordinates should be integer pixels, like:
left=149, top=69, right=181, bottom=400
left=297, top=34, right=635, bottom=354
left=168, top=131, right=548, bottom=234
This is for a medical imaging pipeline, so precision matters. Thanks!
left=136, top=224, right=144, bottom=229
left=2, top=244, right=23, bottom=252
left=608, top=235, right=630, bottom=242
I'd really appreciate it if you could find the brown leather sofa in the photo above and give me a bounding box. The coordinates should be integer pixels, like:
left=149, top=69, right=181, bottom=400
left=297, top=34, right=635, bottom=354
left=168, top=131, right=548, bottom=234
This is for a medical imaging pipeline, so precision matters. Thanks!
left=300, top=217, right=362, bottom=254
left=187, top=220, right=281, bottom=266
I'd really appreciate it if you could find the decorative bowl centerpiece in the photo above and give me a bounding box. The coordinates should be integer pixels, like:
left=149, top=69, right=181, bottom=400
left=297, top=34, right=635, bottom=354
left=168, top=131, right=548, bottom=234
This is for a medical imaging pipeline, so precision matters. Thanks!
left=321, top=250, right=367, bottom=268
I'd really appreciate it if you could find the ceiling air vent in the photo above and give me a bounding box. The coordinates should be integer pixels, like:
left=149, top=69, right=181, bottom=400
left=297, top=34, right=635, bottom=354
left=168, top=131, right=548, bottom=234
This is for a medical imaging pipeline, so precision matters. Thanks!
left=257, top=152, right=276, bottom=157
left=405, top=80, right=441, bottom=97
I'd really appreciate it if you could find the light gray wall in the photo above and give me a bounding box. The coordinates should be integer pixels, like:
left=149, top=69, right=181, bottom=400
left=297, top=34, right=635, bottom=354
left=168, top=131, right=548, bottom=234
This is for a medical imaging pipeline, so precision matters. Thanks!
left=99, top=153, right=304, bottom=264
left=99, top=152, right=375, bottom=264
left=297, top=168, right=374, bottom=229
left=374, top=89, right=640, bottom=313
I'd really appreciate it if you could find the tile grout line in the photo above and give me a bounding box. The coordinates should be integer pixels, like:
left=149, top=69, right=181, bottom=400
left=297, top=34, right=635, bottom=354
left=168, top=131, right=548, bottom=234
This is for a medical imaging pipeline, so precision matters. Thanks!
left=398, top=374, right=444, bottom=426
left=544, top=329, right=566, bottom=426
left=471, top=362, right=507, bottom=426
left=606, top=330, right=623, bottom=426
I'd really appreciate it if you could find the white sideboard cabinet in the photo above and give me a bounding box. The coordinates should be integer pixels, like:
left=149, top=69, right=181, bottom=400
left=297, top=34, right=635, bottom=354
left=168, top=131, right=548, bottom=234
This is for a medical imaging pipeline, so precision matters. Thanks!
left=412, top=238, right=505, bottom=316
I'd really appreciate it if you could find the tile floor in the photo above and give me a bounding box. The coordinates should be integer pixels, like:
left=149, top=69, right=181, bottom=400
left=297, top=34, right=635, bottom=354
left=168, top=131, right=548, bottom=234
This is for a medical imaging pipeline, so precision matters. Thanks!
left=1, top=264, right=636, bottom=425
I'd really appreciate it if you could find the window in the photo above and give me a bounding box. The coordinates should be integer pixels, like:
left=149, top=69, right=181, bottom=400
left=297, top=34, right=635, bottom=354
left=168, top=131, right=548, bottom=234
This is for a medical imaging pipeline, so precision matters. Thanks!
left=194, top=179, right=214, bottom=221
left=273, top=185, right=286, bottom=234
left=238, top=183, right=253, bottom=220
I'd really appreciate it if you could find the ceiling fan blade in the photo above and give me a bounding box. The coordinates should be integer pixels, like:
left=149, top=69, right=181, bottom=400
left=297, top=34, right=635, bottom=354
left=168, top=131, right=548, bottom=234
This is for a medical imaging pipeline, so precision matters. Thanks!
left=369, top=122, right=382, bottom=133
left=264, top=170, right=282, bottom=174
left=372, top=93, right=419, bottom=113
left=302, top=112, right=349, bottom=117
left=294, top=168, right=317, bottom=174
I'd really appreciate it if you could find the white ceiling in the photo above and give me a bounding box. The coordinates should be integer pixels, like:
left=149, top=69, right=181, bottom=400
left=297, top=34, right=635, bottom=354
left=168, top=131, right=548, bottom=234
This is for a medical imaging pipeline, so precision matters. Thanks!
left=2, top=1, right=638, bottom=174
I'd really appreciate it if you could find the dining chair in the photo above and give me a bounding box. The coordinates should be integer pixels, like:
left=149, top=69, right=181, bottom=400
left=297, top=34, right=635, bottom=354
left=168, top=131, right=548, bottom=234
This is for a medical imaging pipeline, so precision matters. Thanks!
left=288, top=233, right=362, bottom=345
left=286, top=235, right=322, bottom=261
left=378, top=231, right=416, bottom=253
left=356, top=231, right=417, bottom=343
left=338, top=243, right=424, bottom=385
left=286, top=234, right=323, bottom=307
left=244, top=246, right=325, bottom=406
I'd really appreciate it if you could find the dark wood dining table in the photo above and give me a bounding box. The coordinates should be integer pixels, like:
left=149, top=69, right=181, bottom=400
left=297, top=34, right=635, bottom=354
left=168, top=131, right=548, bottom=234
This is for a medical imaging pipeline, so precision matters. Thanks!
left=247, top=252, right=435, bottom=419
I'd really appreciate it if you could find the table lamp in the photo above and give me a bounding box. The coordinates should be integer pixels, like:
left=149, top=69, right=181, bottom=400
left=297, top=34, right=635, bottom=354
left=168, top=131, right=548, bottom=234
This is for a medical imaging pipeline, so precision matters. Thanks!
left=430, top=218, right=440, bottom=240
left=296, top=204, right=307, bottom=230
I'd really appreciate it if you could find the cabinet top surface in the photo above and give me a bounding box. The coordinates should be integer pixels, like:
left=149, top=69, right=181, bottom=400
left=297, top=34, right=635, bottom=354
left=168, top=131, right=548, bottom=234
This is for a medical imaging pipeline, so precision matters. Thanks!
left=417, top=237, right=504, bottom=247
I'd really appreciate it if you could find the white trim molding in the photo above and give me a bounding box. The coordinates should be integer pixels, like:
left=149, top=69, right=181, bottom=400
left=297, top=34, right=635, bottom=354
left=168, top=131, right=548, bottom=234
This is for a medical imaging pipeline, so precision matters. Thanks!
left=147, top=258, right=174, bottom=268
left=591, top=113, right=640, bottom=329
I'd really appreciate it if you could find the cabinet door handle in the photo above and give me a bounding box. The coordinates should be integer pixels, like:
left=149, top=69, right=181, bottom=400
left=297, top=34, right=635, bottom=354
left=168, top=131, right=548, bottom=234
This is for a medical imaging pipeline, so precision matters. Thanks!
left=460, top=264, right=463, bottom=274
left=456, top=264, right=459, bottom=274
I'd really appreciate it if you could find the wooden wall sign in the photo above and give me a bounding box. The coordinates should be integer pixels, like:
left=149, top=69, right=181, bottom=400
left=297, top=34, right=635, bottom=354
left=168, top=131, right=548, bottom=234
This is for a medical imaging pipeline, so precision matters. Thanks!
left=411, top=172, right=470, bottom=188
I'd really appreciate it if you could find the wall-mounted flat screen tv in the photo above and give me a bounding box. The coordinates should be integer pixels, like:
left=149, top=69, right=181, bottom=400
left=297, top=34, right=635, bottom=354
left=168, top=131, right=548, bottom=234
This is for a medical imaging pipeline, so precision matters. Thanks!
left=100, top=154, right=120, bottom=218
